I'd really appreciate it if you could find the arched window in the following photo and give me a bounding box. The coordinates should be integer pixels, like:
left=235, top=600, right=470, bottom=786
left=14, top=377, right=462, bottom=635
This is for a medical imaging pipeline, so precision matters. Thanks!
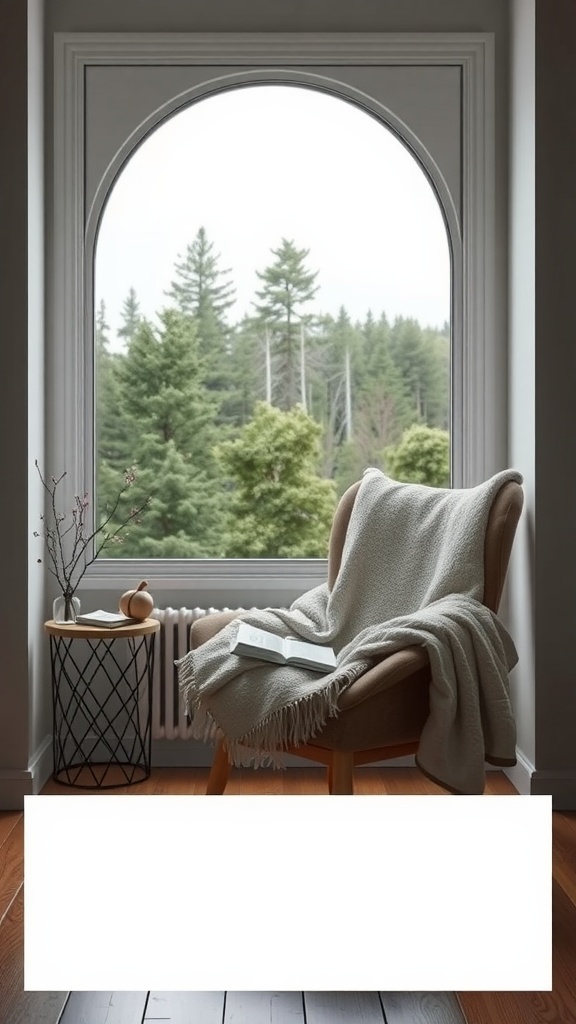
left=94, top=85, right=450, bottom=559
left=52, top=33, right=497, bottom=602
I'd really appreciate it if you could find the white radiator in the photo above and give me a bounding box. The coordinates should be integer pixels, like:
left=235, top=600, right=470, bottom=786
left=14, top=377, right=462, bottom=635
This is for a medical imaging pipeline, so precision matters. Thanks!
left=149, top=606, right=244, bottom=740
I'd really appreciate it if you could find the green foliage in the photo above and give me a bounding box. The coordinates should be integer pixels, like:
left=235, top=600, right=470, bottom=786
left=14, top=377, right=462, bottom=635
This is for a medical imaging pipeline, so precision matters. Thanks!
left=252, top=239, right=319, bottom=410
left=166, top=226, right=236, bottom=398
left=215, top=403, right=336, bottom=557
left=223, top=315, right=267, bottom=426
left=98, top=307, right=227, bottom=557
left=115, top=440, right=226, bottom=558
left=117, top=287, right=142, bottom=345
left=96, top=300, right=135, bottom=488
left=384, top=424, right=450, bottom=488
left=95, top=233, right=452, bottom=558
left=310, top=307, right=361, bottom=475
left=115, top=310, right=220, bottom=448
left=166, top=226, right=235, bottom=323
left=388, top=316, right=449, bottom=429
left=346, top=312, right=414, bottom=485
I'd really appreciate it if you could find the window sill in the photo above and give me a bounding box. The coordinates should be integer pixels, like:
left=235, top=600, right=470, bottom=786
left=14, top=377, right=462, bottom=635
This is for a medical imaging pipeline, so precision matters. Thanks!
left=84, top=557, right=328, bottom=593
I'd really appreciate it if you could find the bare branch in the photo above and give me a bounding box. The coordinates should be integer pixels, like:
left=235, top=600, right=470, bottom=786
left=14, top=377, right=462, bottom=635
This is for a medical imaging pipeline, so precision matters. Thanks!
left=34, top=462, right=151, bottom=596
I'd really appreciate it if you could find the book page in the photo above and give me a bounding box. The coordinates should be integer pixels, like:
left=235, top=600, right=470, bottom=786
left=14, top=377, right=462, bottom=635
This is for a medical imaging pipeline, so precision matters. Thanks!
left=284, top=638, right=336, bottom=668
left=236, top=623, right=285, bottom=656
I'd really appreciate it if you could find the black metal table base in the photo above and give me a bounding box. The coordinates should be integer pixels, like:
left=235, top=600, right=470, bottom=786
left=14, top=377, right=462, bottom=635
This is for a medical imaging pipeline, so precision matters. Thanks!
left=53, top=762, right=149, bottom=789
left=49, top=632, right=155, bottom=790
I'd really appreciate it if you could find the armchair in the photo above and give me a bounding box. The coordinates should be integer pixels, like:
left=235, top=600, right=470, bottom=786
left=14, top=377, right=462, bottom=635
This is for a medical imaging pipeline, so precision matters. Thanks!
left=190, top=475, right=523, bottom=795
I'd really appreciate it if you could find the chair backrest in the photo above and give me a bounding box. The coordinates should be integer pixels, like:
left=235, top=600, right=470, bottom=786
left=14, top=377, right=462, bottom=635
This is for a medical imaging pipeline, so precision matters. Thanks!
left=327, top=476, right=524, bottom=613
left=482, top=479, right=524, bottom=612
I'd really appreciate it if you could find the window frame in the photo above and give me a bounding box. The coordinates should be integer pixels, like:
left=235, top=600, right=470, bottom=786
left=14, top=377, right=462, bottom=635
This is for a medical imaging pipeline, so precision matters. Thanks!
left=51, top=31, right=497, bottom=598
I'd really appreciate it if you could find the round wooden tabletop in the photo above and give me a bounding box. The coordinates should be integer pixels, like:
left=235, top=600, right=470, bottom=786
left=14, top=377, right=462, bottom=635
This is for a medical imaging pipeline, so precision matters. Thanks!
left=44, top=617, right=161, bottom=640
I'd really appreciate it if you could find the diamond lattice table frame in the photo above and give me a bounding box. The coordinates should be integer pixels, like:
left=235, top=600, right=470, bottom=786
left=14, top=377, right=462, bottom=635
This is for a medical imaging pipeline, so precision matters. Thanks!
left=44, top=618, right=160, bottom=789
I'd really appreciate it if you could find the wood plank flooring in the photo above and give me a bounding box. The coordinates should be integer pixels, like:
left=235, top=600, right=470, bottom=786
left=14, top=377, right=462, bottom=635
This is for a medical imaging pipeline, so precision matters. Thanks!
left=0, top=766, right=573, bottom=1024
left=0, top=809, right=67, bottom=1024
left=58, top=990, right=466, bottom=1023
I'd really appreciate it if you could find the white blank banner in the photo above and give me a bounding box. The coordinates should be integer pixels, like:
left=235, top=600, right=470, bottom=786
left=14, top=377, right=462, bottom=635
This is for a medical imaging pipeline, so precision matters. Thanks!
left=24, top=794, right=551, bottom=992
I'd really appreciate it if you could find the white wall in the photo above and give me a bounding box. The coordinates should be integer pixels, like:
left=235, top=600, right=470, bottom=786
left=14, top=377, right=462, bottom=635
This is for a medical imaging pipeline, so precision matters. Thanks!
left=507, top=0, right=536, bottom=786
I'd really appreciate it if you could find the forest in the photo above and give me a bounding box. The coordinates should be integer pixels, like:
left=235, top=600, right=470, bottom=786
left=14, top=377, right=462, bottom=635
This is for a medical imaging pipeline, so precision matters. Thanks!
left=96, top=228, right=450, bottom=558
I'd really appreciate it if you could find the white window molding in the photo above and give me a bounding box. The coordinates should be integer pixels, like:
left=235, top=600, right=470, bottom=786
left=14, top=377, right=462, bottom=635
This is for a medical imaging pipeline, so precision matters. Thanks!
left=51, top=32, right=497, bottom=595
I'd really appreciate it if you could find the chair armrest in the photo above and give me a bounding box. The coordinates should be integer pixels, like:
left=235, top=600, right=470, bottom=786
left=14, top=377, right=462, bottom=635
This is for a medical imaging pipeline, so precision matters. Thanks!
left=190, top=610, right=246, bottom=649
left=338, top=646, right=430, bottom=709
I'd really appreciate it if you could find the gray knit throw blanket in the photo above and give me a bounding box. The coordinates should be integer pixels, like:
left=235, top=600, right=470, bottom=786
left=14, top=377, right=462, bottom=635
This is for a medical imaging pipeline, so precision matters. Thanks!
left=176, top=468, right=523, bottom=794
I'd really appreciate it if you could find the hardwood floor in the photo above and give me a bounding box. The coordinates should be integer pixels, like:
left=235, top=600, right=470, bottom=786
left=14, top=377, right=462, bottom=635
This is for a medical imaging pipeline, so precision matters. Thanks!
left=0, top=766, right=574, bottom=1024
left=56, top=990, right=466, bottom=1023
left=0, top=809, right=67, bottom=1024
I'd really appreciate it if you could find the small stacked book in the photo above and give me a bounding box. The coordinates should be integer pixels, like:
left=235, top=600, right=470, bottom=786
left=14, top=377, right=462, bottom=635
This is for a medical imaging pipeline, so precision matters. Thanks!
left=75, top=610, right=140, bottom=628
left=230, top=621, right=337, bottom=673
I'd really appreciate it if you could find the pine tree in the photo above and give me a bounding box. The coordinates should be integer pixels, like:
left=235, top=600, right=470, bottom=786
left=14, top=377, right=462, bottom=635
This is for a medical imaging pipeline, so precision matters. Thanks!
left=420, top=324, right=450, bottom=430
left=357, top=313, right=414, bottom=444
left=224, top=315, right=268, bottom=426
left=167, top=226, right=235, bottom=322
left=388, top=316, right=432, bottom=421
left=166, top=226, right=236, bottom=396
left=328, top=312, right=414, bottom=491
left=117, top=287, right=141, bottom=346
left=307, top=307, right=363, bottom=479
left=252, top=239, right=319, bottom=410
left=102, top=309, right=227, bottom=556
left=387, top=316, right=450, bottom=430
left=95, top=299, right=134, bottom=512
left=95, top=298, right=109, bottom=345
left=95, top=299, right=112, bottom=451
left=114, top=438, right=226, bottom=558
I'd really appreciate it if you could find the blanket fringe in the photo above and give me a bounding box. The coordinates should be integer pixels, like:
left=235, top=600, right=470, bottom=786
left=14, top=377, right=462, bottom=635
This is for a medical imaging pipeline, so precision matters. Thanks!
left=181, top=660, right=364, bottom=769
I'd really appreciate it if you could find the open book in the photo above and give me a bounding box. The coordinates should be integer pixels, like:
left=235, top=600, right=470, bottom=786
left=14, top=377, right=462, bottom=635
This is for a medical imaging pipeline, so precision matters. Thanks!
left=230, top=621, right=337, bottom=673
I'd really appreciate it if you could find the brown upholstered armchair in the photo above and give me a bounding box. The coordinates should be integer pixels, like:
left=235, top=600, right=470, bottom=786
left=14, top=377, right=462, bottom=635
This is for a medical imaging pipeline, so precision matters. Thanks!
left=191, top=477, right=523, bottom=795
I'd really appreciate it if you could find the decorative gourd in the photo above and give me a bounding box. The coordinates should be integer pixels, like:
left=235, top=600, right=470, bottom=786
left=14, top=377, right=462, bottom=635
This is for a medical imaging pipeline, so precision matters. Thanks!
left=119, top=580, right=154, bottom=621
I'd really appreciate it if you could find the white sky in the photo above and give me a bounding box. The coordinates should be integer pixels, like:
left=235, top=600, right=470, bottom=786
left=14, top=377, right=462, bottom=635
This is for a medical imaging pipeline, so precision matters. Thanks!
left=95, top=86, right=450, bottom=349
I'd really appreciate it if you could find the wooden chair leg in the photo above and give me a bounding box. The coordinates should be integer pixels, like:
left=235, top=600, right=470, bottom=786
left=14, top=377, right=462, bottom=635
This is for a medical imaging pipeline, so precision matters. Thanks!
left=206, top=738, right=230, bottom=795
left=329, top=751, right=354, bottom=795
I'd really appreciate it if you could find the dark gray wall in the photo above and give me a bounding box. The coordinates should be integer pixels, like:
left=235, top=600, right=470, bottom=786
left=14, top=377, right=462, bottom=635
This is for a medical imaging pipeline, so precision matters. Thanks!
left=45, top=0, right=508, bottom=34
left=0, top=0, right=34, bottom=783
left=533, top=0, right=576, bottom=783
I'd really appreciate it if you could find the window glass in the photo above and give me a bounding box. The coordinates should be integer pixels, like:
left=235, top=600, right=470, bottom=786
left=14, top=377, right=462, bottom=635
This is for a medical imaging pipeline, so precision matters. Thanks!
left=94, top=85, right=450, bottom=558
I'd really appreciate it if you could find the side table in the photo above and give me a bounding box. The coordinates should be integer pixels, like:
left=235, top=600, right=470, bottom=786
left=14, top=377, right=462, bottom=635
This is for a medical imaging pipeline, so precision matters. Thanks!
left=44, top=618, right=160, bottom=789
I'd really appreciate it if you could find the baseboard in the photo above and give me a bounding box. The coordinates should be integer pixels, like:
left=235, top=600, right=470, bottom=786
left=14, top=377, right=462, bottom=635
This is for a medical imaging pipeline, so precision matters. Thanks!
left=0, top=771, right=34, bottom=810
left=504, top=747, right=534, bottom=795
left=12, top=738, right=575, bottom=809
left=29, top=735, right=55, bottom=794
left=0, top=736, right=53, bottom=809
left=530, top=768, right=576, bottom=809
left=505, top=749, right=576, bottom=808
